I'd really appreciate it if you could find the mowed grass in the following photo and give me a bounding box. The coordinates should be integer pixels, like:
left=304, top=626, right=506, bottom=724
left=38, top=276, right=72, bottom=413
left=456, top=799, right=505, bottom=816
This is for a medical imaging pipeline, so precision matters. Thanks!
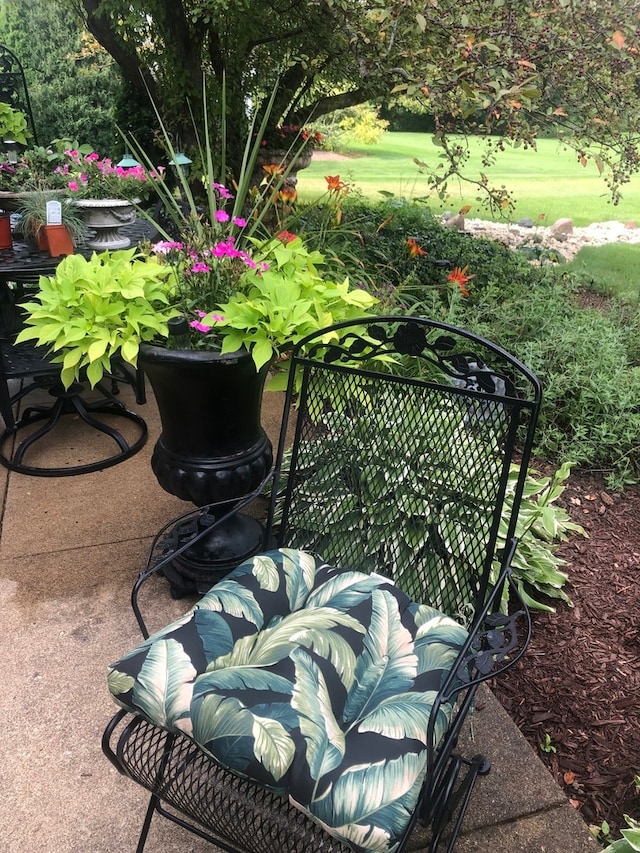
left=569, top=244, right=640, bottom=301
left=298, top=133, right=640, bottom=227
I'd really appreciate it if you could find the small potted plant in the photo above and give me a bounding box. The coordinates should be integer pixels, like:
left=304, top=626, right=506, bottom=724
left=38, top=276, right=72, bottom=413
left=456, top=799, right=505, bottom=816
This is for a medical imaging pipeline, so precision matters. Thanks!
left=17, top=189, right=87, bottom=255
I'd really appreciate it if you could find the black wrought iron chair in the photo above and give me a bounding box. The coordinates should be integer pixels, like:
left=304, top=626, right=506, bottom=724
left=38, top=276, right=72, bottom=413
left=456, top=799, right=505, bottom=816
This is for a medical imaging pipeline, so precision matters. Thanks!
left=103, top=316, right=541, bottom=853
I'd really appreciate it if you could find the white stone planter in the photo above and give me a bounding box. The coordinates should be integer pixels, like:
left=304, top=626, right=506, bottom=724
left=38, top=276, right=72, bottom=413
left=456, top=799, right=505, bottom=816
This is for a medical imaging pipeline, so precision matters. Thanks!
left=74, top=198, right=136, bottom=251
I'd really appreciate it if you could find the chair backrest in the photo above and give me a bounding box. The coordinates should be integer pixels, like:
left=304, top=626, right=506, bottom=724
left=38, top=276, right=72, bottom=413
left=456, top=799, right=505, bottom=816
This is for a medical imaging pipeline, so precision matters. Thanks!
left=269, top=316, right=541, bottom=623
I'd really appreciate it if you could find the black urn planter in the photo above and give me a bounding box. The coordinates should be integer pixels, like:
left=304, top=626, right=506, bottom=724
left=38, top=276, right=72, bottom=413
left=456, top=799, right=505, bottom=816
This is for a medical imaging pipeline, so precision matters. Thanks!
left=139, top=343, right=274, bottom=596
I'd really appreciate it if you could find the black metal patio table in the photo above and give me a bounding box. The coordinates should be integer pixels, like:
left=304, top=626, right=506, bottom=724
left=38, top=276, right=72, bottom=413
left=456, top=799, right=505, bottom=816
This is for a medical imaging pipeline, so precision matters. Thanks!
left=0, top=219, right=157, bottom=476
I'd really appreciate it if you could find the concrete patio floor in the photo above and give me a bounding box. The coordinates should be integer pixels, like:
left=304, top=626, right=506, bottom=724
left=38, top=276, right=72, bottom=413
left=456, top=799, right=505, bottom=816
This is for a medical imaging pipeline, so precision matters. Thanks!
left=0, top=383, right=600, bottom=852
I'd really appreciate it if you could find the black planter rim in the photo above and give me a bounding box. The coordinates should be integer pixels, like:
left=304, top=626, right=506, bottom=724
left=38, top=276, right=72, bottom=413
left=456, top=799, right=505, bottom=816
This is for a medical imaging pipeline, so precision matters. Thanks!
left=139, top=341, right=253, bottom=367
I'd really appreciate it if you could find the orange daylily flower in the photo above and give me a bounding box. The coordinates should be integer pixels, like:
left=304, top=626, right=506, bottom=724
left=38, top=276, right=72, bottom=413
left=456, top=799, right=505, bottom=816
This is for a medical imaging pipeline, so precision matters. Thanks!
left=263, top=163, right=285, bottom=177
left=278, top=187, right=298, bottom=203
left=325, top=174, right=347, bottom=192
left=447, top=265, right=475, bottom=297
left=406, top=237, right=427, bottom=257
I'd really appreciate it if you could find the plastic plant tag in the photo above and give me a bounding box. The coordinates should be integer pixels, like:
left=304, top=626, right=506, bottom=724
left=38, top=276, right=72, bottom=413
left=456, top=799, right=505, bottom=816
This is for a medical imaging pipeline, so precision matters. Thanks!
left=46, top=200, right=62, bottom=226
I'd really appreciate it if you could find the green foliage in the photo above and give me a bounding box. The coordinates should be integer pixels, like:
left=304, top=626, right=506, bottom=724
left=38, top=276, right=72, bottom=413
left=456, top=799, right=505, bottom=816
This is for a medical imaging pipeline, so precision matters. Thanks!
left=602, top=817, right=640, bottom=853
left=497, top=462, right=587, bottom=612
left=71, top=0, right=640, bottom=204
left=317, top=104, right=390, bottom=149
left=215, top=236, right=378, bottom=372
left=293, top=196, right=640, bottom=486
left=16, top=190, right=87, bottom=246
left=539, top=733, right=557, bottom=753
left=277, top=395, right=578, bottom=612
left=15, top=250, right=176, bottom=388
left=0, top=103, right=29, bottom=144
left=0, top=0, right=122, bottom=153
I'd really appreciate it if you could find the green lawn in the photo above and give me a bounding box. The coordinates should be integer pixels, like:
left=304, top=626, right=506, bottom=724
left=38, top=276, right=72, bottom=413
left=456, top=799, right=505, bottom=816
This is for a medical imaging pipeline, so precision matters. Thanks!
left=568, top=244, right=640, bottom=301
left=298, top=134, right=640, bottom=227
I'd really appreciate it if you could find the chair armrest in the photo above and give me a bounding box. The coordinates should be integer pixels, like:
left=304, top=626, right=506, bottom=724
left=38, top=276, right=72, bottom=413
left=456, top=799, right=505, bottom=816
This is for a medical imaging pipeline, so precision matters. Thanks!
left=438, top=537, right=532, bottom=704
left=131, top=470, right=276, bottom=638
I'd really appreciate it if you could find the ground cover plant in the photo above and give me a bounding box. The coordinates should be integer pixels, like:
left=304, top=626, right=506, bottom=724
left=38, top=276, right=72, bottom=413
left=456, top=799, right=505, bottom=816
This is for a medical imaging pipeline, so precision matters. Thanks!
left=300, top=135, right=640, bottom=225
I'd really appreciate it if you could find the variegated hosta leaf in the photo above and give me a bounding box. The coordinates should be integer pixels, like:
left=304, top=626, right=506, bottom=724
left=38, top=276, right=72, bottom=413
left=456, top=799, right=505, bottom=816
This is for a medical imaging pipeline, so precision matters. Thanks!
left=343, top=590, right=417, bottom=724
left=131, top=638, right=196, bottom=730
left=311, top=752, right=426, bottom=837
left=197, top=580, right=264, bottom=628
left=356, top=692, right=439, bottom=741
left=291, top=647, right=345, bottom=780
left=106, top=667, right=135, bottom=696
left=207, top=607, right=365, bottom=672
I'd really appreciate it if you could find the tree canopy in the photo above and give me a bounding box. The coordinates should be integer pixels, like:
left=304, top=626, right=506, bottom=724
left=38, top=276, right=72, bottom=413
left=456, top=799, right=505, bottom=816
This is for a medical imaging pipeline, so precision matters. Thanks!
left=67, top=0, right=640, bottom=203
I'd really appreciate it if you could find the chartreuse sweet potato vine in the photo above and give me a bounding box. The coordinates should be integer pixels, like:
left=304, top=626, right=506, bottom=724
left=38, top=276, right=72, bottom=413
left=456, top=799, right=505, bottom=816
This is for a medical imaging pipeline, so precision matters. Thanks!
left=16, top=249, right=176, bottom=389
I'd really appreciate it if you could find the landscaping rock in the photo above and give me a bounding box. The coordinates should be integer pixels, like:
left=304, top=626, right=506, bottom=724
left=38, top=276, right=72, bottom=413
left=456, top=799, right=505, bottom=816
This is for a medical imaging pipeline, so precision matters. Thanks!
left=453, top=217, right=640, bottom=261
left=444, top=213, right=466, bottom=230
left=549, top=217, right=574, bottom=236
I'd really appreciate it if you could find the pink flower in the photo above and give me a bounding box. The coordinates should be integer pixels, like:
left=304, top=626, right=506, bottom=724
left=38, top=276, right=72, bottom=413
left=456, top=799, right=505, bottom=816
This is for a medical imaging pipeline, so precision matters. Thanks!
left=213, top=182, right=233, bottom=200
left=189, top=320, right=212, bottom=333
left=152, top=241, right=184, bottom=254
left=191, top=262, right=211, bottom=274
left=232, top=216, right=247, bottom=227
left=68, top=180, right=79, bottom=192
left=215, top=210, right=230, bottom=223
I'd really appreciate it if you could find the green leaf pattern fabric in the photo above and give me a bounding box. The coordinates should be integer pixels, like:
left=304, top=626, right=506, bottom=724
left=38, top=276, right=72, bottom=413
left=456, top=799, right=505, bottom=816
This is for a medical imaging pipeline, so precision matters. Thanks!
left=107, top=548, right=469, bottom=853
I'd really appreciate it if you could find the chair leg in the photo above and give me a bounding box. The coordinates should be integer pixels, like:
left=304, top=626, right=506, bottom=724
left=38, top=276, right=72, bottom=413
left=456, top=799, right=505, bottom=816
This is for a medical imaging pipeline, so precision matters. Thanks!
left=136, top=792, right=159, bottom=853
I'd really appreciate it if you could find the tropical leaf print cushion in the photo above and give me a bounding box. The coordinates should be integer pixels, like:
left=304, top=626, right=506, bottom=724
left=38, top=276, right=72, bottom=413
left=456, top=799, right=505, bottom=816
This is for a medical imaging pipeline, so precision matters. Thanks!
left=108, top=548, right=469, bottom=853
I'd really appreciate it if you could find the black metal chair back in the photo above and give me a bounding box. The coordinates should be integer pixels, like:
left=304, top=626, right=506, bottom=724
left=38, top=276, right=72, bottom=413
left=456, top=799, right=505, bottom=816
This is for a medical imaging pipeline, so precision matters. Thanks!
left=271, top=316, right=540, bottom=620
left=0, top=44, right=37, bottom=142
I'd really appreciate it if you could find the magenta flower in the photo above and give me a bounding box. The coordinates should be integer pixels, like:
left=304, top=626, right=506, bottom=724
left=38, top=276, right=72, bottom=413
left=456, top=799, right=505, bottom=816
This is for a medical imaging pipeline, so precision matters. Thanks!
left=191, top=262, right=211, bottom=274
left=232, top=216, right=247, bottom=227
left=213, top=182, right=233, bottom=200
left=215, top=210, right=230, bottom=223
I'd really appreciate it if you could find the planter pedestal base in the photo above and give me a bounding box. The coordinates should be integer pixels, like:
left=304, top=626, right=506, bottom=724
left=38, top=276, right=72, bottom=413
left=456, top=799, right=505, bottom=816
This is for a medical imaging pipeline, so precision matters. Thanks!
left=158, top=510, right=266, bottom=598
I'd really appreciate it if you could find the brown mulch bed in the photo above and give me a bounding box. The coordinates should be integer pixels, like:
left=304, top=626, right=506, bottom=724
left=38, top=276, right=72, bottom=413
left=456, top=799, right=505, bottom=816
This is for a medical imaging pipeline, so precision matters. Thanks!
left=492, top=471, right=640, bottom=837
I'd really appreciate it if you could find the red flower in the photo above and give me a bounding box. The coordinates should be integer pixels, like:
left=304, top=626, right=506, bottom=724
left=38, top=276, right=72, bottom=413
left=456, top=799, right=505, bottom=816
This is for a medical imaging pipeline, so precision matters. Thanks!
left=405, top=237, right=427, bottom=257
left=277, top=230, right=297, bottom=244
left=447, top=265, right=475, bottom=297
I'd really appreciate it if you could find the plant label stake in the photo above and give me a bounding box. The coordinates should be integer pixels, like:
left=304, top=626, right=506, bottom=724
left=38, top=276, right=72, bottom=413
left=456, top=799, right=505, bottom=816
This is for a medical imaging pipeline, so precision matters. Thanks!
left=46, top=200, right=62, bottom=226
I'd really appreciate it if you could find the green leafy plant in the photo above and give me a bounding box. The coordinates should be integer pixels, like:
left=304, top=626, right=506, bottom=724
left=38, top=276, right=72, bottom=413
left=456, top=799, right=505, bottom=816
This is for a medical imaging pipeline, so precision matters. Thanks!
left=496, top=461, right=587, bottom=612
left=212, top=235, right=377, bottom=372
left=16, top=249, right=176, bottom=387
left=602, top=816, right=640, bottom=853
left=274, top=396, right=580, bottom=613
left=539, top=733, right=557, bottom=753
left=0, top=103, right=29, bottom=145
